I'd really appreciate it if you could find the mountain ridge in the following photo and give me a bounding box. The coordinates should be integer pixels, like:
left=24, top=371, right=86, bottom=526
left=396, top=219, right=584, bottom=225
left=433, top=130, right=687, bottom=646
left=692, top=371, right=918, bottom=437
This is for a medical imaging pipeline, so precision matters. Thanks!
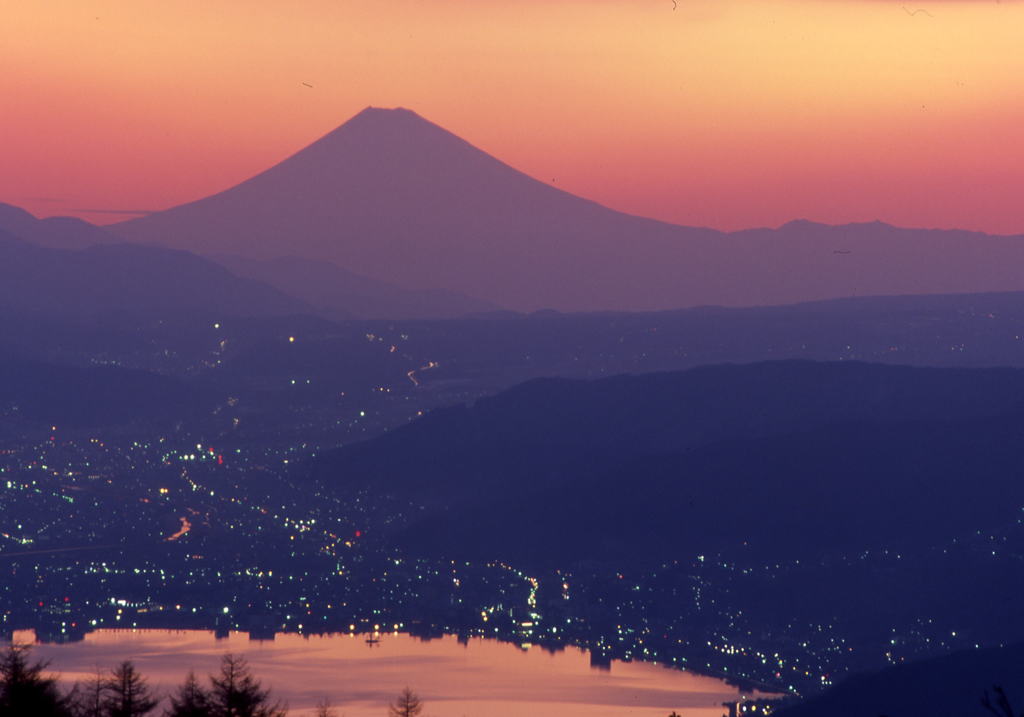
left=0, top=205, right=313, bottom=322
left=0, top=201, right=496, bottom=321
left=113, top=107, right=1024, bottom=312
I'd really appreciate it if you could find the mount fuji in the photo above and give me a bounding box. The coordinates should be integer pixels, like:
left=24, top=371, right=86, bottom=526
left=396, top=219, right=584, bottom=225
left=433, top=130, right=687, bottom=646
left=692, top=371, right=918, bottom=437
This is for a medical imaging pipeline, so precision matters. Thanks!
left=114, top=107, right=1024, bottom=313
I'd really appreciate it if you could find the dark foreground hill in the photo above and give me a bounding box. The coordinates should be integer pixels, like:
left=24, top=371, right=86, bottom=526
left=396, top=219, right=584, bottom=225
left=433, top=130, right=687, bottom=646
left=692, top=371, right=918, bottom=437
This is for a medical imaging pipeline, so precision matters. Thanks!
left=0, top=358, right=203, bottom=432
left=313, top=361, right=1024, bottom=564
left=775, top=643, right=1024, bottom=717
left=400, top=408, right=1024, bottom=564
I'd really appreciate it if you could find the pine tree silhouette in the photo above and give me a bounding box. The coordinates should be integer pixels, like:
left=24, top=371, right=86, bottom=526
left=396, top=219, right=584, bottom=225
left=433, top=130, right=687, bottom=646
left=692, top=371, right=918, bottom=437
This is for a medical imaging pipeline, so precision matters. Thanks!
left=0, top=644, right=73, bottom=717
left=206, top=654, right=286, bottom=717
left=387, top=688, right=423, bottom=717
left=72, top=668, right=106, bottom=717
left=103, top=661, right=158, bottom=717
left=982, top=685, right=1021, bottom=717
left=314, top=698, right=338, bottom=717
left=165, top=670, right=211, bottom=717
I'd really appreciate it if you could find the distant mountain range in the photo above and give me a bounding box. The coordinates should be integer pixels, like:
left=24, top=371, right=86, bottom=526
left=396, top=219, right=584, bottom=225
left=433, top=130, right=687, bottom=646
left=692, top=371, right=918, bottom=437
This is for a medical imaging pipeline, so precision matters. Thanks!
left=112, top=106, right=1024, bottom=312
left=0, top=202, right=492, bottom=321
left=0, top=202, right=113, bottom=250
left=210, top=253, right=499, bottom=320
left=314, top=361, right=1024, bottom=564
left=0, top=217, right=309, bottom=323
left=10, top=106, right=1024, bottom=317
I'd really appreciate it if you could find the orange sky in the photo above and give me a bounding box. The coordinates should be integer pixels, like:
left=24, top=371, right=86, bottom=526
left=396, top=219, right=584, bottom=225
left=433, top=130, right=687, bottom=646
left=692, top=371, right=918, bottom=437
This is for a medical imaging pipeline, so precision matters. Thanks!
left=3, top=0, right=1023, bottom=233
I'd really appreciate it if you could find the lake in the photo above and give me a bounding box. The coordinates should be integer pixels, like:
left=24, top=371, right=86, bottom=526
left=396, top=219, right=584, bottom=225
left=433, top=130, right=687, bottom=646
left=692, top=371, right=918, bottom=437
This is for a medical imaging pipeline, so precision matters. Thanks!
left=14, top=629, right=761, bottom=717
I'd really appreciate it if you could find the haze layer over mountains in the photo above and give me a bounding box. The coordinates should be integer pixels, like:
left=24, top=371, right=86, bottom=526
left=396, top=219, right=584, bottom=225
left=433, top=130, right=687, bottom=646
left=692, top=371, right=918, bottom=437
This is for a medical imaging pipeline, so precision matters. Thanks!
left=0, top=202, right=487, bottom=322
left=0, top=210, right=307, bottom=323
left=113, top=106, right=1024, bottom=313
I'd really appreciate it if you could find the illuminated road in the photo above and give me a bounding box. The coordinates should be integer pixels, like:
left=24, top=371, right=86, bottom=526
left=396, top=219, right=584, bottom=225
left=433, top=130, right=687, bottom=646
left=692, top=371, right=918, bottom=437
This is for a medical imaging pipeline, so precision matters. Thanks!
left=406, top=361, right=439, bottom=387
left=165, top=516, right=192, bottom=542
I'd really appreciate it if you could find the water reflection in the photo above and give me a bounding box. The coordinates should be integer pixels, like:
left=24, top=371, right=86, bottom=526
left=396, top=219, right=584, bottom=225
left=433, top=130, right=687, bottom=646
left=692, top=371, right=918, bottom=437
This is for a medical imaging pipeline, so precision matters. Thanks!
left=19, top=630, right=745, bottom=717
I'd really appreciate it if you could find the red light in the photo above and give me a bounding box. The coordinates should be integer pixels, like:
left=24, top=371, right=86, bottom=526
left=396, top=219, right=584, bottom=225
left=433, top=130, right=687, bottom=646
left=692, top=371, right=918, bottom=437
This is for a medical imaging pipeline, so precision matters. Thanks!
left=354, top=530, right=362, bottom=538
left=217, top=455, right=224, bottom=465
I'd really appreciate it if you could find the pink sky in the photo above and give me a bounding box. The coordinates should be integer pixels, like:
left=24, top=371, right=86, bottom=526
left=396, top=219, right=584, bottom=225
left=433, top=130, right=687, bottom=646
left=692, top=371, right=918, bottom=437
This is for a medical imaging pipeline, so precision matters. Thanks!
left=3, top=0, right=1023, bottom=234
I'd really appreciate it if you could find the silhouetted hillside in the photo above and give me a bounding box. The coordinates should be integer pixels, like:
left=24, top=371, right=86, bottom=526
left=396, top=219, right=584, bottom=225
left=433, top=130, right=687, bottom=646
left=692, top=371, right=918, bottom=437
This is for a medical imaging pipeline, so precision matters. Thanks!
left=774, top=643, right=1024, bottom=717
left=314, top=361, right=1024, bottom=563
left=0, top=358, right=202, bottom=431
left=400, top=409, right=1024, bottom=564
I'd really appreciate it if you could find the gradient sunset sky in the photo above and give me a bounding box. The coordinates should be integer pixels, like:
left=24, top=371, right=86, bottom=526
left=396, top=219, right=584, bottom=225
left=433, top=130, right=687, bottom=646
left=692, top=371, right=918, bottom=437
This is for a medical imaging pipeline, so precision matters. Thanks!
left=3, top=0, right=1023, bottom=234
